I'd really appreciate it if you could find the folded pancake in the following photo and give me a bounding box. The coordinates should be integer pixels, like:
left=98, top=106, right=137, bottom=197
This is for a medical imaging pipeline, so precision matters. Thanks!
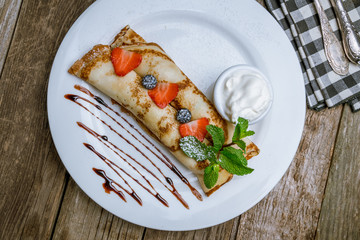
left=68, top=26, right=259, bottom=196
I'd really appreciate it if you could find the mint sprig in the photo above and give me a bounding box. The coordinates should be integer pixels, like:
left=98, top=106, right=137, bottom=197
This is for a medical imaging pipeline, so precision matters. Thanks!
left=206, top=125, right=225, bottom=152
left=233, top=117, right=255, bottom=141
left=219, top=148, right=253, bottom=175
left=179, top=136, right=208, bottom=161
left=204, top=164, right=219, bottom=189
left=179, top=117, right=255, bottom=189
left=221, top=147, right=248, bottom=167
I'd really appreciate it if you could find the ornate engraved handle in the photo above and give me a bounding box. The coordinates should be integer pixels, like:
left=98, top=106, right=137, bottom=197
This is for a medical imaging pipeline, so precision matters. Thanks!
left=331, top=0, right=360, bottom=64
left=314, top=0, right=349, bottom=75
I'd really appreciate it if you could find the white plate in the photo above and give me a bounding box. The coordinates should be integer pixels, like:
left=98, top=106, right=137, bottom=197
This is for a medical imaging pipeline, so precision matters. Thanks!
left=47, top=0, right=305, bottom=231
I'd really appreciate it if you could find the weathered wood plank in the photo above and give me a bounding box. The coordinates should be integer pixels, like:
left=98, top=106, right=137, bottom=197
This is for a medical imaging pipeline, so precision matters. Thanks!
left=0, top=0, right=22, bottom=75
left=234, top=107, right=343, bottom=239
left=0, top=0, right=94, bottom=239
left=52, top=178, right=145, bottom=240
left=316, top=105, right=360, bottom=240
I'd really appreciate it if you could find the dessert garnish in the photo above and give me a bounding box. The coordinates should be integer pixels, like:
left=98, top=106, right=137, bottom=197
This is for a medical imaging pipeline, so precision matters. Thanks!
left=176, top=108, right=192, bottom=123
left=111, top=47, right=142, bottom=76
left=148, top=82, right=179, bottom=108
left=180, top=117, right=255, bottom=189
left=142, top=74, right=157, bottom=89
left=179, top=117, right=209, bottom=142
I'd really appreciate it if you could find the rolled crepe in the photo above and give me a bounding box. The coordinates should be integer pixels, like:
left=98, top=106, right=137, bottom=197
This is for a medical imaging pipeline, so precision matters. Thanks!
left=68, top=26, right=259, bottom=196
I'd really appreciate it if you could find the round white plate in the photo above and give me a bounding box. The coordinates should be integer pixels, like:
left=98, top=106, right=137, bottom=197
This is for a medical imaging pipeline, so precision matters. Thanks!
left=47, top=0, right=305, bottom=231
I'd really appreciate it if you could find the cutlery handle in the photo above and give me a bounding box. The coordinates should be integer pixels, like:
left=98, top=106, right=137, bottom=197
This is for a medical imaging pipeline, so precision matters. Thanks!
left=314, top=0, right=349, bottom=75
left=331, top=0, right=360, bottom=64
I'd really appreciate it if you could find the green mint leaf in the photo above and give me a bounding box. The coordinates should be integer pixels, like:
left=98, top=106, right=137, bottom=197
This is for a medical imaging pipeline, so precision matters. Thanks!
left=204, top=163, right=219, bottom=189
left=206, top=147, right=218, bottom=164
left=237, top=117, right=249, bottom=134
left=219, top=148, right=254, bottom=175
left=179, top=136, right=208, bottom=161
left=233, top=117, right=255, bottom=140
left=240, top=130, right=255, bottom=139
left=219, top=153, right=254, bottom=175
left=234, top=140, right=246, bottom=152
left=232, top=124, right=240, bottom=142
left=222, top=147, right=248, bottom=166
left=206, top=125, right=225, bottom=152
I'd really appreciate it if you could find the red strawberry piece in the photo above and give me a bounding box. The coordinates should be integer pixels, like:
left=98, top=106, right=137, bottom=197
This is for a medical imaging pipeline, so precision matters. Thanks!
left=148, top=83, right=179, bottom=109
left=179, top=118, right=209, bottom=142
left=111, top=47, right=142, bottom=76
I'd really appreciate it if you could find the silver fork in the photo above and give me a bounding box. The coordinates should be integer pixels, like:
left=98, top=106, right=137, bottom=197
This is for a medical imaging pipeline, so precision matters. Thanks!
left=314, top=0, right=349, bottom=75
left=331, top=0, right=360, bottom=64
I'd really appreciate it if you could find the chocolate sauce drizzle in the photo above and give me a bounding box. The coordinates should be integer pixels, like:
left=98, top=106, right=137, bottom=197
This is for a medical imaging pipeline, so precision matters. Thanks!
left=78, top=122, right=155, bottom=191
left=84, top=144, right=141, bottom=203
left=65, top=94, right=189, bottom=208
left=78, top=122, right=189, bottom=208
left=65, top=87, right=204, bottom=209
left=74, top=85, right=202, bottom=201
left=92, top=168, right=127, bottom=203
left=85, top=143, right=168, bottom=207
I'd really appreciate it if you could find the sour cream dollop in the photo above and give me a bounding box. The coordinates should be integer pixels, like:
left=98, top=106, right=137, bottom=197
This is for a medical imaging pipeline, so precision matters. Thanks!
left=213, top=65, right=273, bottom=124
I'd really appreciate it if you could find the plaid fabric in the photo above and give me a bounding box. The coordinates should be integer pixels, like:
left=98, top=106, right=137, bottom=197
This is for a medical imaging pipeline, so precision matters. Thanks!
left=265, top=0, right=360, bottom=112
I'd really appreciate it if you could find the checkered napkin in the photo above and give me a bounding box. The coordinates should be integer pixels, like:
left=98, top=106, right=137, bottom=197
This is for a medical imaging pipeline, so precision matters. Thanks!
left=264, top=0, right=360, bottom=112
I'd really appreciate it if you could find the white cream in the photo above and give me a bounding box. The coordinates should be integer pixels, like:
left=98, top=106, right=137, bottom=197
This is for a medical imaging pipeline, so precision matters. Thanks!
left=215, top=66, right=272, bottom=123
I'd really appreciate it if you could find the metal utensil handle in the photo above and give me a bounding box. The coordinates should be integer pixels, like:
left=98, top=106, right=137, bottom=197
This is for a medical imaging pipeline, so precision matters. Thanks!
left=331, top=0, right=360, bottom=64
left=314, top=0, right=349, bottom=75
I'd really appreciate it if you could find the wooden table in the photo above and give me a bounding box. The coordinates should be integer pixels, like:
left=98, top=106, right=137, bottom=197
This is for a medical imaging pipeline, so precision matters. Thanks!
left=1, top=0, right=359, bottom=239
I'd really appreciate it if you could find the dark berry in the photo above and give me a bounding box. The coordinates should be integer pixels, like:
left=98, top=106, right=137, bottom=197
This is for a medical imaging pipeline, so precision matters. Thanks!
left=176, top=108, right=192, bottom=123
left=142, top=75, right=157, bottom=89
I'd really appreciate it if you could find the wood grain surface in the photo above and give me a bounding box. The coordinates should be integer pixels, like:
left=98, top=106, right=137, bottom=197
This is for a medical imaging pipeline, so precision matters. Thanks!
left=0, top=0, right=94, bottom=239
left=0, top=0, right=359, bottom=239
left=0, top=0, right=22, bottom=73
left=316, top=105, right=360, bottom=240
left=52, top=178, right=145, bottom=240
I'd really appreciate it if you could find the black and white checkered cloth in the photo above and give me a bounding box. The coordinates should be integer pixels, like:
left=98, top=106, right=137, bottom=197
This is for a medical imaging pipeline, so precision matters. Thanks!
left=265, top=0, right=360, bottom=112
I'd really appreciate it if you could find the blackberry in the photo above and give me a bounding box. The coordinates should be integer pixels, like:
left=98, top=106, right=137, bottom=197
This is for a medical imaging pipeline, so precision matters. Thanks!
left=176, top=108, right=192, bottom=123
left=142, top=75, right=157, bottom=89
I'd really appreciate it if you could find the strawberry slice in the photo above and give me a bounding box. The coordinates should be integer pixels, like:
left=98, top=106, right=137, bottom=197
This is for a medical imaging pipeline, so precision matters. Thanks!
left=179, top=118, right=209, bottom=142
left=111, top=47, right=142, bottom=76
left=148, top=83, right=179, bottom=109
